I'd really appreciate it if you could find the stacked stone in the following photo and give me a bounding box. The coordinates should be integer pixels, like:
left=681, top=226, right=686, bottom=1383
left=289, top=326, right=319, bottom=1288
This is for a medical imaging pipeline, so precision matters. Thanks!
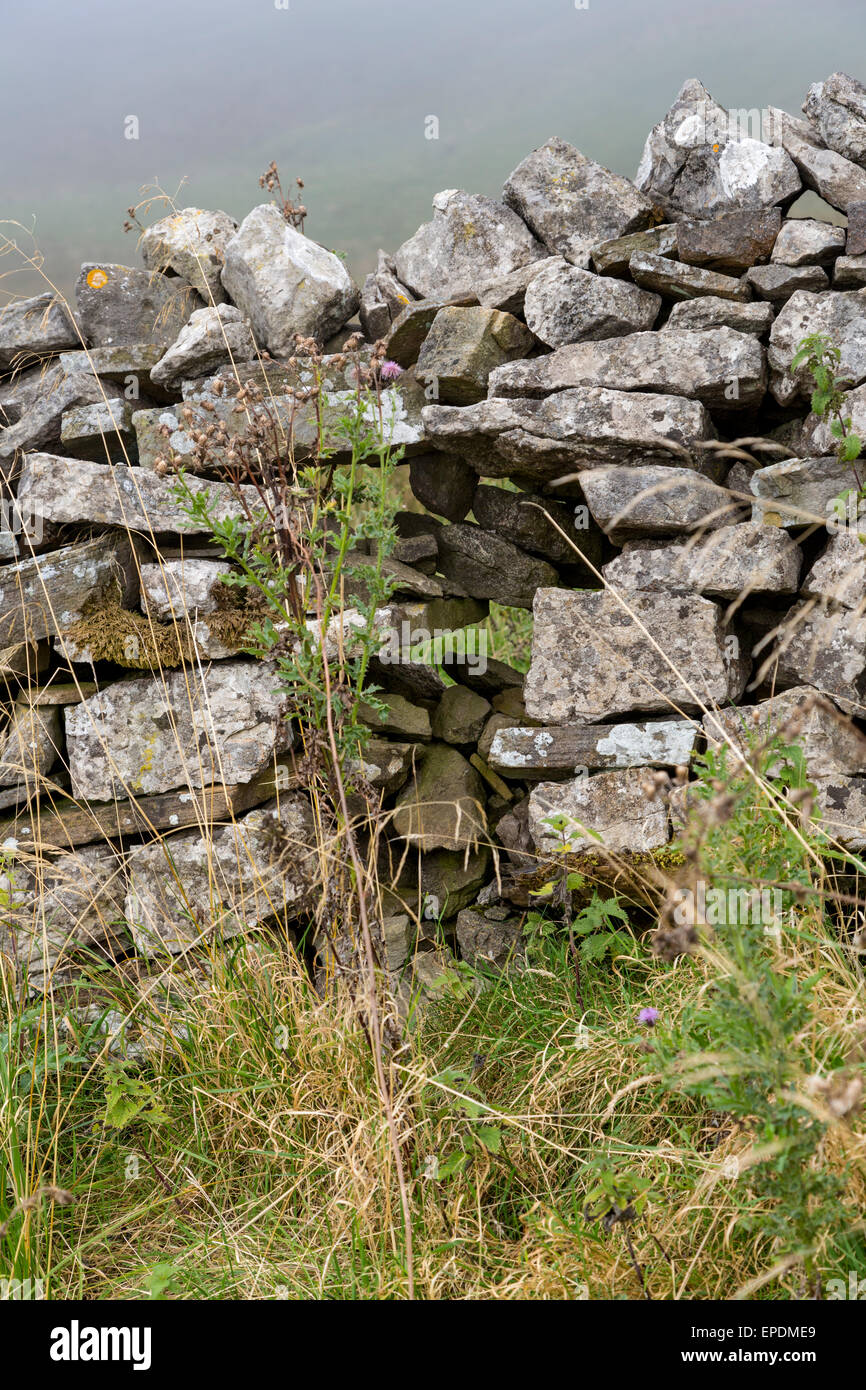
left=4, top=73, right=866, bottom=1005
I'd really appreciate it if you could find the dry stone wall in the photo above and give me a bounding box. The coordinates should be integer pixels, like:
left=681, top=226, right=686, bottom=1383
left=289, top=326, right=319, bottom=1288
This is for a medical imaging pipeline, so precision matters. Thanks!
left=4, top=74, right=866, bottom=1017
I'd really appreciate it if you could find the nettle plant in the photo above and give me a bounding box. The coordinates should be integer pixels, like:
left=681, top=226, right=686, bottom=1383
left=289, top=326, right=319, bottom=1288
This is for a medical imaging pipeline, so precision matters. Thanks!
left=792, top=331, right=865, bottom=528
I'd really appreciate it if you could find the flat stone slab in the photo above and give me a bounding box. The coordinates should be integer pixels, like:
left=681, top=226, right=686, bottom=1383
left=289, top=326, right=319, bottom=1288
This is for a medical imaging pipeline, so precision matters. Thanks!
left=17, top=454, right=261, bottom=534
left=394, top=189, right=546, bottom=301
left=665, top=297, right=774, bottom=335
left=528, top=767, right=670, bottom=856
left=124, top=794, right=317, bottom=955
left=629, top=251, right=751, bottom=303
left=488, top=719, right=697, bottom=780
left=65, top=661, right=294, bottom=800
left=703, top=685, right=866, bottom=780
left=0, top=536, right=136, bottom=646
left=523, top=259, right=660, bottom=347
left=581, top=465, right=738, bottom=541
left=771, top=217, right=846, bottom=266
left=488, top=327, right=765, bottom=410
left=675, top=210, right=781, bottom=272
left=745, top=263, right=829, bottom=304
left=749, top=456, right=854, bottom=527
left=525, top=587, right=747, bottom=722
left=602, top=523, right=801, bottom=597
left=424, top=387, right=714, bottom=483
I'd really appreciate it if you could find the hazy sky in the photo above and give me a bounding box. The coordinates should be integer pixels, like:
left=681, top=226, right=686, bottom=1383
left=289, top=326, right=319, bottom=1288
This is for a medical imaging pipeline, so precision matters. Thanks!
left=2, top=0, right=865, bottom=296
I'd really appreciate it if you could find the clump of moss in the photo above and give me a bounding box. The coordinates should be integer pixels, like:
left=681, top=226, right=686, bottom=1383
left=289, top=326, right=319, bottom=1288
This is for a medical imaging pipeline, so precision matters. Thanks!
left=65, top=592, right=194, bottom=669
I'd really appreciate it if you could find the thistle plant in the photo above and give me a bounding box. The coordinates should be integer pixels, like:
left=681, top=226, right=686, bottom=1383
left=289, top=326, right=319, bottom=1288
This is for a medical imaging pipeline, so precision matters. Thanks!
left=791, top=332, right=864, bottom=527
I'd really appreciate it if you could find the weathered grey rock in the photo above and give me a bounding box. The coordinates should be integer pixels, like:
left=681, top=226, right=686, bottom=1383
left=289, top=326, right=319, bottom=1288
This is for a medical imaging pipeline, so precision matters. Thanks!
left=676, top=210, right=781, bottom=273
left=636, top=80, right=801, bottom=216
left=392, top=743, right=486, bottom=851
left=523, top=259, right=660, bottom=347
left=489, top=327, right=764, bottom=410
left=380, top=913, right=413, bottom=971
left=471, top=483, right=602, bottom=568
left=416, top=305, right=534, bottom=404
left=220, top=205, right=359, bottom=352
left=125, top=794, right=316, bottom=955
left=801, top=380, right=866, bottom=455
left=0, top=703, right=61, bottom=787
left=504, top=136, right=654, bottom=266
left=0, top=536, right=136, bottom=647
left=150, top=304, right=256, bottom=390
left=359, top=691, right=432, bottom=741
left=833, top=255, right=866, bottom=289
left=394, top=189, right=545, bottom=301
left=703, top=685, right=866, bottom=780
left=353, top=738, right=415, bottom=794
left=771, top=218, right=846, bottom=265
left=441, top=654, right=523, bottom=700
left=769, top=106, right=866, bottom=212
left=767, top=287, right=866, bottom=403
left=0, top=362, right=115, bottom=466
left=60, top=399, right=134, bottom=462
left=75, top=264, right=201, bottom=349
left=801, top=529, right=866, bottom=608
left=387, top=844, right=491, bottom=921
left=528, top=768, right=670, bottom=855
left=409, top=451, right=477, bottom=521
left=745, top=263, right=829, bottom=304
left=768, top=600, right=866, bottom=713
left=664, top=296, right=774, bottom=335
left=431, top=684, right=492, bottom=745
left=434, top=522, right=558, bottom=609
left=848, top=200, right=866, bottom=255
left=140, top=207, right=238, bottom=303
left=17, top=454, right=260, bottom=534
left=590, top=225, right=678, bottom=277
left=139, top=558, right=233, bottom=621
left=526, top=587, right=746, bottom=722
left=66, top=661, right=294, bottom=800
left=488, top=718, right=697, bottom=780
left=581, top=464, right=738, bottom=542
left=475, top=258, right=560, bottom=315
left=602, top=523, right=801, bottom=597
left=802, top=73, right=866, bottom=168
left=135, top=371, right=427, bottom=468
left=749, top=456, right=854, bottom=526
left=630, top=250, right=751, bottom=303
left=456, top=907, right=523, bottom=969
left=0, top=844, right=130, bottom=986
left=0, top=293, right=79, bottom=369
left=423, top=387, right=714, bottom=481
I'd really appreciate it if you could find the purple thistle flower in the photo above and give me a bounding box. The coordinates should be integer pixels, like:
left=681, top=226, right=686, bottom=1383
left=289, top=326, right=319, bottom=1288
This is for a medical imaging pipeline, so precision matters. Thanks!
left=638, top=1007, right=660, bottom=1028
left=379, top=359, right=402, bottom=381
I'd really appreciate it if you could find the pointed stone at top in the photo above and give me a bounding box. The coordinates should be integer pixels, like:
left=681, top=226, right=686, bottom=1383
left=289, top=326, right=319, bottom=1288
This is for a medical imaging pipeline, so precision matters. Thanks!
left=635, top=78, right=801, bottom=217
